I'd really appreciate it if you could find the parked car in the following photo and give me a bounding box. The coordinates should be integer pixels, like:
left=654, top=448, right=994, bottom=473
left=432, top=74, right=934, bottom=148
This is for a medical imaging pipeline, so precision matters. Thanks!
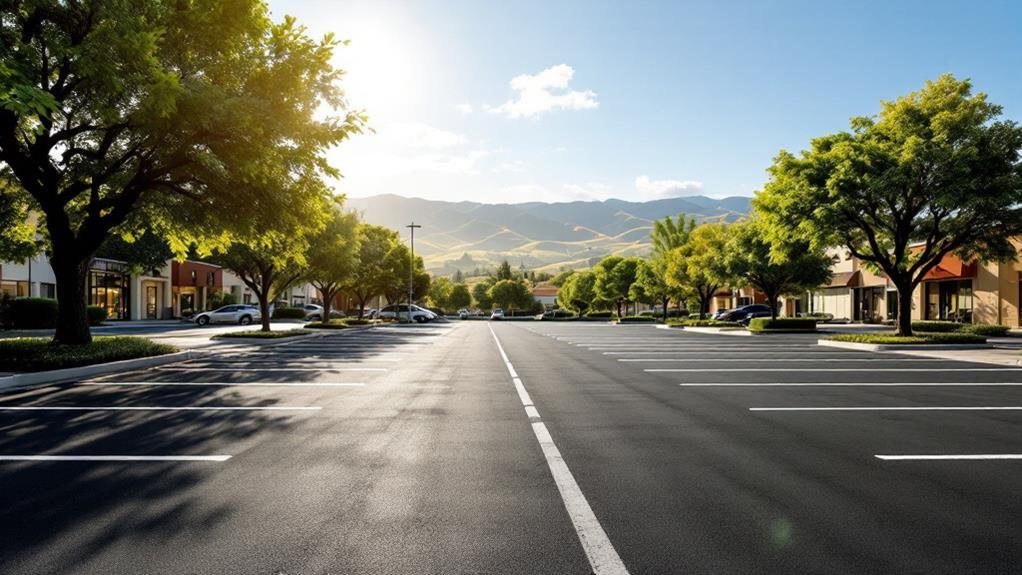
left=722, top=304, right=773, bottom=323
left=457, top=308, right=470, bottom=319
left=711, top=308, right=730, bottom=320
left=193, top=304, right=261, bottom=326
left=490, top=309, right=505, bottom=320
left=377, top=304, right=436, bottom=323
left=302, top=304, right=345, bottom=321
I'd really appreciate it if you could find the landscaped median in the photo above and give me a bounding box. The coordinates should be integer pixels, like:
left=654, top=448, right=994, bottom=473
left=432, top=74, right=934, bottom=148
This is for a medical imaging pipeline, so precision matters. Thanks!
left=212, top=329, right=312, bottom=339
left=660, top=318, right=750, bottom=335
left=820, top=332, right=991, bottom=351
left=747, top=318, right=818, bottom=333
left=304, top=319, right=374, bottom=329
left=0, top=336, right=177, bottom=373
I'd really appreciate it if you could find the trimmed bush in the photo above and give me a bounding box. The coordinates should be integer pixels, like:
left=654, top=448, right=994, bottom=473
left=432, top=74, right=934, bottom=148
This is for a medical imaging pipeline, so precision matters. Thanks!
left=617, top=316, right=656, bottom=323
left=87, top=305, right=108, bottom=326
left=667, top=319, right=742, bottom=327
left=911, top=321, right=964, bottom=333
left=800, top=312, right=834, bottom=321
left=7, top=297, right=58, bottom=329
left=271, top=307, right=308, bottom=320
left=965, top=324, right=1010, bottom=337
left=748, top=318, right=818, bottom=332
left=213, top=329, right=310, bottom=339
left=305, top=320, right=349, bottom=329
left=0, top=336, right=176, bottom=372
left=344, top=318, right=372, bottom=326
left=827, top=333, right=986, bottom=345
left=583, top=311, right=613, bottom=319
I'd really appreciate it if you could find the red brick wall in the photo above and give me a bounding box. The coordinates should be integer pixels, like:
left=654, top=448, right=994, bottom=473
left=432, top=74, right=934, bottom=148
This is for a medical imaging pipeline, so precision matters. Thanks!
left=171, top=261, right=223, bottom=288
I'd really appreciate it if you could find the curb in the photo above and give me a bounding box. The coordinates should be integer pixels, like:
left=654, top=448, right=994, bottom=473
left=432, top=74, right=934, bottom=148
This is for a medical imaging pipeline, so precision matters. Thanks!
left=817, top=339, right=993, bottom=352
left=667, top=326, right=752, bottom=336
left=0, top=350, right=200, bottom=393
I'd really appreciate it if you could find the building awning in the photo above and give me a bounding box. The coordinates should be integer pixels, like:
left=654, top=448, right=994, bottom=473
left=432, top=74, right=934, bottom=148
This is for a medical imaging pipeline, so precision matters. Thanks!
left=921, top=254, right=977, bottom=281
left=826, top=270, right=861, bottom=288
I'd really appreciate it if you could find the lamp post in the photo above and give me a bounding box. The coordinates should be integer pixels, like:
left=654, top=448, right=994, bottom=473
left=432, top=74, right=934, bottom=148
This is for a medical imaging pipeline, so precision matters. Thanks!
left=406, top=222, right=421, bottom=323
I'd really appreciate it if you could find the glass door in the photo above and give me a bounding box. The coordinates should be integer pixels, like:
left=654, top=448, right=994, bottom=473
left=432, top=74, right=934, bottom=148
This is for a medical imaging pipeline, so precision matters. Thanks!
left=146, top=286, right=158, bottom=319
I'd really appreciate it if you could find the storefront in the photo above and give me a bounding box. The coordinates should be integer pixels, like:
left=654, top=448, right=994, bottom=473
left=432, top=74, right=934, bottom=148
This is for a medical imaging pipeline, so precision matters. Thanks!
left=88, top=259, right=131, bottom=320
left=923, top=279, right=973, bottom=322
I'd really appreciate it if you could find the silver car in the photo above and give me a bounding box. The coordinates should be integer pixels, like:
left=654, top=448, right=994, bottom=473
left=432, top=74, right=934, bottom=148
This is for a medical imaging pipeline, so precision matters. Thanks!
left=193, top=305, right=261, bottom=326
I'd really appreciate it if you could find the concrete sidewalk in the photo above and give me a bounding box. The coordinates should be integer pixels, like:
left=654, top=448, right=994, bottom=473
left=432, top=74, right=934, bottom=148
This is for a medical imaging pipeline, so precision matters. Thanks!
left=890, top=345, right=1022, bottom=367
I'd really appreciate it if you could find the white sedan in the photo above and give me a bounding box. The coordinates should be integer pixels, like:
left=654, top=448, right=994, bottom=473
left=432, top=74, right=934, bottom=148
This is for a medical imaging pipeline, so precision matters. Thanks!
left=193, top=305, right=261, bottom=326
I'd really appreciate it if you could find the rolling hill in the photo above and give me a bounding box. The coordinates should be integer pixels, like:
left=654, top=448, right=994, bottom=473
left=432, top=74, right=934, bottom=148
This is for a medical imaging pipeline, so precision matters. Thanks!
left=345, top=194, right=752, bottom=274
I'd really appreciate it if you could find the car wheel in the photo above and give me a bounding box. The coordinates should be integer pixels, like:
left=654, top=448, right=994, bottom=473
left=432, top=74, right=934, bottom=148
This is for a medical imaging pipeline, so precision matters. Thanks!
left=239, top=315, right=252, bottom=325
left=196, top=315, right=210, bottom=326
left=414, top=315, right=427, bottom=323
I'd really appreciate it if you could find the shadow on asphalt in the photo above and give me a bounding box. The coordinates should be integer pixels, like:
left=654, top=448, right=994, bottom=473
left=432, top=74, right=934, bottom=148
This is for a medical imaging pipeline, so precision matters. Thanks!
left=0, top=325, right=453, bottom=570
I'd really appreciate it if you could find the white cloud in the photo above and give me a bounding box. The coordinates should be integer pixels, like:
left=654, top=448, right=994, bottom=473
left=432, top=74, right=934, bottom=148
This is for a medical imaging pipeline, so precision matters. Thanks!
left=456, top=103, right=473, bottom=115
left=561, top=183, right=615, bottom=201
left=488, top=64, right=598, bottom=119
left=634, top=175, right=704, bottom=199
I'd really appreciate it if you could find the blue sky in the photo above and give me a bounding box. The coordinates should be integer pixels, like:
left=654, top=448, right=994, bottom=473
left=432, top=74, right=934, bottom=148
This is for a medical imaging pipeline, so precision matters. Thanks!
left=269, top=0, right=1022, bottom=203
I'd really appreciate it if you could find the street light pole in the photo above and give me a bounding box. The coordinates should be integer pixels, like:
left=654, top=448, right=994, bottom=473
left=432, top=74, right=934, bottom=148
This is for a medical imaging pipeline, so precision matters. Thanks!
left=406, top=222, right=421, bottom=323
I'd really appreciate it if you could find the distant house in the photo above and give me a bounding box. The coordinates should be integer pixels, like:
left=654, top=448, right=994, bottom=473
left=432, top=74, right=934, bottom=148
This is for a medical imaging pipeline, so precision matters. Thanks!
left=532, top=284, right=559, bottom=308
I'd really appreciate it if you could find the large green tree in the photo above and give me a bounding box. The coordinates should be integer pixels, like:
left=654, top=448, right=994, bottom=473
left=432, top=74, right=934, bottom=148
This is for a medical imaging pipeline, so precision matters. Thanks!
left=347, top=224, right=399, bottom=318
left=488, top=278, right=533, bottom=315
left=449, top=283, right=472, bottom=310
left=380, top=244, right=430, bottom=309
left=304, top=208, right=359, bottom=322
left=594, top=256, right=640, bottom=318
left=427, top=276, right=454, bottom=313
left=557, top=270, right=597, bottom=316
left=726, top=221, right=834, bottom=320
left=0, top=1, right=364, bottom=343
left=755, top=75, right=1022, bottom=335
left=0, top=181, right=36, bottom=261
left=665, top=223, right=732, bottom=319
left=472, top=279, right=494, bottom=310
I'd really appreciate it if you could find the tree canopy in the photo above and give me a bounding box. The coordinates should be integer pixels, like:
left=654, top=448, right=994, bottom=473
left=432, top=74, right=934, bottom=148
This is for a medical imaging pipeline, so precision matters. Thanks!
left=303, top=207, right=359, bottom=322
left=0, top=1, right=364, bottom=343
left=755, top=75, right=1022, bottom=334
left=665, top=222, right=732, bottom=319
left=594, top=255, right=641, bottom=318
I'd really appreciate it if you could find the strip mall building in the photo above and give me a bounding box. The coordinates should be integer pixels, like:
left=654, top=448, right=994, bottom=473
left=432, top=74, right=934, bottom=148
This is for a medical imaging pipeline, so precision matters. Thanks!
left=809, top=247, right=1022, bottom=327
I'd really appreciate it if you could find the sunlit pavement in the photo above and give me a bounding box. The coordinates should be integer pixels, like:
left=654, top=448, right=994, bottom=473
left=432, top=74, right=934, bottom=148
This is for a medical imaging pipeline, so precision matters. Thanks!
left=1, top=320, right=313, bottom=349
left=1, top=321, right=1021, bottom=573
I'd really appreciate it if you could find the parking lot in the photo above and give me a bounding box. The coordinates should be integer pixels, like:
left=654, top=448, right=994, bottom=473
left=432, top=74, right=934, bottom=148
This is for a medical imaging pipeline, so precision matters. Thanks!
left=2, top=321, right=1021, bottom=574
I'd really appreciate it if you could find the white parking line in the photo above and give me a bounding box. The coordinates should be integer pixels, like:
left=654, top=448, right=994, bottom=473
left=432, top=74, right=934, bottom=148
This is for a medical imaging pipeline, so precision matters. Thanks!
left=489, top=325, right=628, bottom=575
left=0, top=455, right=231, bottom=462
left=80, top=382, right=365, bottom=387
left=876, top=454, right=1022, bottom=461
left=646, top=368, right=1022, bottom=372
left=681, top=382, right=1022, bottom=387
left=0, top=406, right=322, bottom=411
left=750, top=406, right=1022, bottom=411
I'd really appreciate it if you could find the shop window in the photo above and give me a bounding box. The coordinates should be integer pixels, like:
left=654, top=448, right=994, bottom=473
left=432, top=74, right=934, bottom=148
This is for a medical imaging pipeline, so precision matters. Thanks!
left=924, top=279, right=972, bottom=322
left=0, top=281, right=28, bottom=298
left=40, top=283, right=56, bottom=299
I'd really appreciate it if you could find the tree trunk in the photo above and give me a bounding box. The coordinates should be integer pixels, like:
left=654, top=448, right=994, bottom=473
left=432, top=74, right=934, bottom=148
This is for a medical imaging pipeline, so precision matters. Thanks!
left=661, top=295, right=669, bottom=322
left=896, top=281, right=914, bottom=336
left=699, top=294, right=710, bottom=320
left=320, top=288, right=333, bottom=324
left=615, top=300, right=623, bottom=319
left=258, top=275, right=272, bottom=332
left=767, top=292, right=779, bottom=320
left=51, top=254, right=92, bottom=345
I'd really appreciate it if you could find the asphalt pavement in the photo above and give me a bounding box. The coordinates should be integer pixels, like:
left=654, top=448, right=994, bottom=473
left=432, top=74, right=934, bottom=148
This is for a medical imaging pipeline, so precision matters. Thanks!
left=1, top=321, right=1020, bottom=573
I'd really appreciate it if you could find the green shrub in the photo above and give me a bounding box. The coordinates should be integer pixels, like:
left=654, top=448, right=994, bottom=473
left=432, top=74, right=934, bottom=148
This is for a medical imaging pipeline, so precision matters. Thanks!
left=7, top=297, right=58, bottom=329
left=827, top=333, right=986, bottom=345
left=800, top=312, right=834, bottom=321
left=87, top=305, right=108, bottom=326
left=748, top=318, right=818, bottom=332
left=964, top=324, right=1010, bottom=337
left=617, top=316, right=656, bottom=323
left=667, top=319, right=741, bottom=327
left=272, top=307, right=308, bottom=320
left=0, top=336, right=177, bottom=372
left=305, top=320, right=349, bottom=329
left=911, top=321, right=964, bottom=333
left=584, top=311, right=613, bottom=319
left=213, top=329, right=310, bottom=339
left=344, top=318, right=372, bottom=326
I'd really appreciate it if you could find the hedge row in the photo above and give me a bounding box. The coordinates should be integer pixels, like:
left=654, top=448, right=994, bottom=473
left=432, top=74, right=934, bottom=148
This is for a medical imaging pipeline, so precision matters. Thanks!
left=616, top=316, right=657, bottom=323
left=213, top=329, right=310, bottom=339
left=667, top=319, right=741, bottom=327
left=827, top=332, right=987, bottom=345
left=0, top=336, right=176, bottom=372
left=747, top=318, right=818, bottom=332
left=0, top=297, right=108, bottom=329
left=911, top=321, right=1009, bottom=337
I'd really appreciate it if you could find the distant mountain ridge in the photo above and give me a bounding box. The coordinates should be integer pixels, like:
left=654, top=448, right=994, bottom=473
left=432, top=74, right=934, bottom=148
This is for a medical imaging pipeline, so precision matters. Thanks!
left=345, top=194, right=752, bottom=274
